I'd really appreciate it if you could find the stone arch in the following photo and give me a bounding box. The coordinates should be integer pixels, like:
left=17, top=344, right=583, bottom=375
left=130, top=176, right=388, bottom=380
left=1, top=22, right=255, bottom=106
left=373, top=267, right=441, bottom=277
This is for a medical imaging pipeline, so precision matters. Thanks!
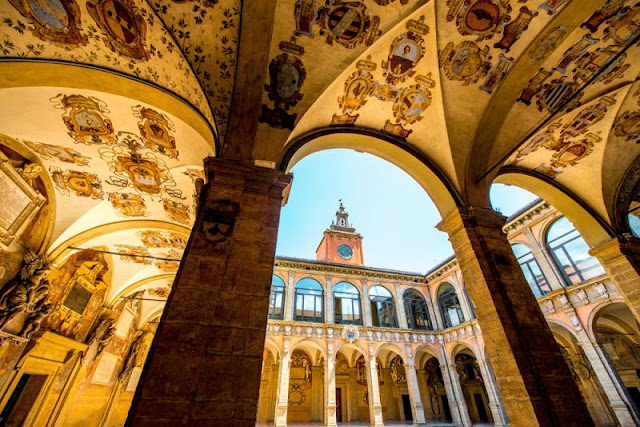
left=335, top=342, right=369, bottom=366
left=279, top=127, right=462, bottom=219
left=414, top=344, right=444, bottom=367
left=290, top=338, right=327, bottom=366
left=495, top=170, right=614, bottom=246
left=376, top=342, right=406, bottom=368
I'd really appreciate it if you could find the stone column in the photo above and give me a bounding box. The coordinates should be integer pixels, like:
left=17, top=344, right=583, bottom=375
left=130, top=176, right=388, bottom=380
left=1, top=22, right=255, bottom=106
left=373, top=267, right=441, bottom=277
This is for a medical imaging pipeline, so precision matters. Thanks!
left=362, top=279, right=373, bottom=326
left=284, top=271, right=296, bottom=321
left=325, top=356, right=338, bottom=426
left=366, top=358, right=384, bottom=427
left=325, top=275, right=334, bottom=324
left=274, top=351, right=292, bottom=427
left=405, top=361, right=427, bottom=424
left=127, top=158, right=291, bottom=426
left=437, top=207, right=593, bottom=426
left=430, top=286, right=446, bottom=330
left=443, top=357, right=472, bottom=426
left=395, top=284, right=409, bottom=329
left=579, top=336, right=639, bottom=425
left=269, top=362, right=280, bottom=422
left=349, top=366, right=359, bottom=421
left=475, top=356, right=508, bottom=426
left=590, top=235, right=640, bottom=323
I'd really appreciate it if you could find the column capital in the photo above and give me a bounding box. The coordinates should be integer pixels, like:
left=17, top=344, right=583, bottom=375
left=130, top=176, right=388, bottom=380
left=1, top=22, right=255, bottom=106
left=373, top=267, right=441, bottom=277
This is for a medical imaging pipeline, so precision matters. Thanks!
left=589, top=234, right=640, bottom=262
left=436, top=206, right=507, bottom=236
left=203, top=157, right=292, bottom=199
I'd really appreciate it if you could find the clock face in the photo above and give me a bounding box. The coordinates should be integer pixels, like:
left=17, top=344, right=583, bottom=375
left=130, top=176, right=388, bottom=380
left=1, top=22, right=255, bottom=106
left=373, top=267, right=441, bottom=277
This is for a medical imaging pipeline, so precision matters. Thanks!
left=337, top=244, right=353, bottom=259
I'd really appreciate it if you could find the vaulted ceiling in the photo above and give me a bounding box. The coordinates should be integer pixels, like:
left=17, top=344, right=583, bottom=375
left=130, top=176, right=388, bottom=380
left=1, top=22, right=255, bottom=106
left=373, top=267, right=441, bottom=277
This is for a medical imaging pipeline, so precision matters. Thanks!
left=1, top=0, right=639, bottom=312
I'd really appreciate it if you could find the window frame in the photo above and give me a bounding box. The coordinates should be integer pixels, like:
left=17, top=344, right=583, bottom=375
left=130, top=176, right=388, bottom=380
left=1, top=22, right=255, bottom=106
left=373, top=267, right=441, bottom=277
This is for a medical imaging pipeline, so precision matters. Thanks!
left=294, top=278, right=324, bottom=323
left=438, top=283, right=465, bottom=328
left=268, top=275, right=286, bottom=320
left=369, top=285, right=398, bottom=328
left=333, top=281, right=362, bottom=325
left=403, top=288, right=432, bottom=330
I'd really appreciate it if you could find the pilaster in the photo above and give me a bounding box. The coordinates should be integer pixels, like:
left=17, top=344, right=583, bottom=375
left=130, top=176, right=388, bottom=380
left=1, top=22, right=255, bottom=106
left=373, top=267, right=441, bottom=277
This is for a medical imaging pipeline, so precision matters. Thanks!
left=437, top=206, right=593, bottom=427
left=324, top=356, right=337, bottom=426
left=395, top=284, right=409, bottom=329
left=443, top=358, right=471, bottom=427
left=284, top=271, right=295, bottom=321
left=274, top=352, right=291, bottom=427
left=366, top=358, right=384, bottom=427
left=590, top=235, right=640, bottom=323
left=325, top=275, right=334, bottom=324
left=362, top=279, right=372, bottom=327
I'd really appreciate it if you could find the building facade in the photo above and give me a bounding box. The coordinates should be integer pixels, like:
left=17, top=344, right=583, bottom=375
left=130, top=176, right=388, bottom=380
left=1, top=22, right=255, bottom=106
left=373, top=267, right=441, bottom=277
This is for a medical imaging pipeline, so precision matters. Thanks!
left=257, top=203, right=640, bottom=426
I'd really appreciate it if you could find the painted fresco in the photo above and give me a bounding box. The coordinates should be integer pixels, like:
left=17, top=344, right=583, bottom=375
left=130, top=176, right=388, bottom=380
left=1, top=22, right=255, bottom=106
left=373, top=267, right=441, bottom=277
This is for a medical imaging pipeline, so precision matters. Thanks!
left=1, top=0, right=212, bottom=125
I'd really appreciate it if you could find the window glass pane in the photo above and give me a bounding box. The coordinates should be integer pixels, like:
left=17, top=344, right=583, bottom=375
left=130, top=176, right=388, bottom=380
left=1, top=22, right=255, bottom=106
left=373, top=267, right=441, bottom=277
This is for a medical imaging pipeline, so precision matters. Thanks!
left=272, top=274, right=285, bottom=287
left=369, top=286, right=393, bottom=297
left=629, top=213, right=640, bottom=238
left=296, top=278, right=323, bottom=291
left=512, top=243, right=531, bottom=259
left=547, top=216, right=575, bottom=242
left=552, top=248, right=581, bottom=285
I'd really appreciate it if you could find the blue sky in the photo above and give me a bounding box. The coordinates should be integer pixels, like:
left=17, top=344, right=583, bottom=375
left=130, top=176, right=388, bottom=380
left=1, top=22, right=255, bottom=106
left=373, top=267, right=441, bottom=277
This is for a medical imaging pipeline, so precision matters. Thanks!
left=276, top=149, right=538, bottom=273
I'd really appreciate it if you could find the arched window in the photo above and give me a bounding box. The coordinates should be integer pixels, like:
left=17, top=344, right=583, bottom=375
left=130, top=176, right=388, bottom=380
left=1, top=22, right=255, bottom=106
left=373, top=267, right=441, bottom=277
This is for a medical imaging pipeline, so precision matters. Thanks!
left=438, top=283, right=464, bottom=328
left=512, top=244, right=550, bottom=298
left=546, top=216, right=605, bottom=285
left=294, top=278, right=324, bottom=323
left=268, top=275, right=285, bottom=320
left=334, top=282, right=361, bottom=325
left=369, top=285, right=397, bottom=328
left=628, top=208, right=640, bottom=237
left=403, top=289, right=432, bottom=330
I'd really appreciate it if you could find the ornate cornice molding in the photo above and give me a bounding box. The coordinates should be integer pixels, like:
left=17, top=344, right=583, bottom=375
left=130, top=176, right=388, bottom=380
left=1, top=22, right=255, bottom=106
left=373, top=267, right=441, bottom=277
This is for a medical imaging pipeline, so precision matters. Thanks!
left=274, top=258, right=424, bottom=283
left=503, top=201, right=552, bottom=235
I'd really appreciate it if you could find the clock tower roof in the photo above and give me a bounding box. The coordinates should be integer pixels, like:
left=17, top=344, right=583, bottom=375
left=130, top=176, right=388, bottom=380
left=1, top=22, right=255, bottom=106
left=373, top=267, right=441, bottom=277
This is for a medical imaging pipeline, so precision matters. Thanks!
left=315, top=202, right=364, bottom=265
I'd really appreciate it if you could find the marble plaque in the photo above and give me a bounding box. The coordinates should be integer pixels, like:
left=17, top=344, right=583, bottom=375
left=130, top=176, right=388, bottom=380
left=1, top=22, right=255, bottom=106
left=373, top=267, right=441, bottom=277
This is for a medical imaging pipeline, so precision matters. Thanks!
left=125, top=366, right=143, bottom=392
left=91, top=352, right=118, bottom=385
left=115, top=308, right=134, bottom=338
left=0, top=155, right=45, bottom=248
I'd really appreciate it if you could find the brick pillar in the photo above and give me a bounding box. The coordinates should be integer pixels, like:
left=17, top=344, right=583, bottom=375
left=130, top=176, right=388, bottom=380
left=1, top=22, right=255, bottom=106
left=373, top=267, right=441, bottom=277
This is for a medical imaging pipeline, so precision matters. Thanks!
left=590, top=235, right=640, bottom=323
left=126, top=158, right=291, bottom=426
left=437, top=207, right=593, bottom=426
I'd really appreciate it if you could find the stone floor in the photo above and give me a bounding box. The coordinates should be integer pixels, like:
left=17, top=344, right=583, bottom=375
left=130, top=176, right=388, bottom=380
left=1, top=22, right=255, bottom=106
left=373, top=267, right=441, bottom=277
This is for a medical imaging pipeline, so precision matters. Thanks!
left=257, top=423, right=493, bottom=426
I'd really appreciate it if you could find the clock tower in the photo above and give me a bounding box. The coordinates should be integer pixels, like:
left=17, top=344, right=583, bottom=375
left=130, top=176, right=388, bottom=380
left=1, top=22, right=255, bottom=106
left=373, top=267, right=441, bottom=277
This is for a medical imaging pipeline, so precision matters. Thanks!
left=316, top=202, right=364, bottom=265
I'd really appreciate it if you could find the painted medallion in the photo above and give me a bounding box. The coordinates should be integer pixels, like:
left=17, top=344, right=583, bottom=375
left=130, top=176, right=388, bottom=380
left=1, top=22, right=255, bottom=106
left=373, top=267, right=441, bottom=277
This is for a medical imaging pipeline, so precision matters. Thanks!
left=50, top=167, right=104, bottom=199
left=86, top=0, right=148, bottom=60
left=613, top=110, right=640, bottom=141
left=53, top=94, right=116, bottom=145
left=332, top=69, right=374, bottom=125
left=108, top=192, right=149, bottom=217
left=317, top=1, right=380, bottom=49
left=24, top=140, right=91, bottom=165
left=440, top=41, right=491, bottom=86
left=132, top=106, right=178, bottom=159
left=9, top=0, right=87, bottom=46
left=260, top=53, right=306, bottom=130
left=382, top=32, right=426, bottom=85
left=455, top=0, right=511, bottom=41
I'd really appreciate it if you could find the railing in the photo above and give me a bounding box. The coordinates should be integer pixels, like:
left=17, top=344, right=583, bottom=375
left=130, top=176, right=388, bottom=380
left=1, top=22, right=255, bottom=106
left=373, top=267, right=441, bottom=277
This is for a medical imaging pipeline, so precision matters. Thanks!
left=266, top=319, right=481, bottom=344
left=537, top=276, right=615, bottom=315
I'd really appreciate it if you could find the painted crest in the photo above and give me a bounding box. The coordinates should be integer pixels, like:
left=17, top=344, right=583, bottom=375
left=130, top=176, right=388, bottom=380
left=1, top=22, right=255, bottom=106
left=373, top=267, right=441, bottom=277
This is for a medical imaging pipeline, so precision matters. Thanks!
left=332, top=69, right=374, bottom=125
left=480, top=53, right=513, bottom=94
left=440, top=41, right=491, bottom=86
left=554, top=34, right=598, bottom=74
left=341, top=325, right=359, bottom=343
left=108, top=192, right=148, bottom=217
left=602, top=5, right=640, bottom=46
left=613, top=110, right=640, bottom=141
left=517, top=68, right=552, bottom=105
left=138, top=230, right=170, bottom=248
left=574, top=46, right=630, bottom=85
left=294, top=0, right=318, bottom=37
left=528, top=25, right=566, bottom=64
left=50, top=166, right=104, bottom=199
left=534, top=163, right=563, bottom=179
left=162, top=199, right=191, bottom=225
left=115, top=245, right=151, bottom=264
left=536, top=77, right=580, bottom=113
left=550, top=133, right=602, bottom=168
left=132, top=106, right=178, bottom=159
left=317, top=1, right=380, bottom=49
left=86, top=0, right=148, bottom=60
left=540, top=0, right=569, bottom=15
left=201, top=200, right=240, bottom=244
left=494, top=6, right=538, bottom=52
left=455, top=0, right=511, bottom=41
left=52, top=94, right=116, bottom=145
left=100, top=132, right=183, bottom=198
left=8, top=0, right=87, bottom=47
left=511, top=131, right=557, bottom=163
left=560, top=97, right=615, bottom=140
left=382, top=31, right=426, bottom=84
left=392, top=75, right=435, bottom=127
left=581, top=0, right=626, bottom=33
left=24, top=140, right=91, bottom=165
left=260, top=53, right=307, bottom=130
